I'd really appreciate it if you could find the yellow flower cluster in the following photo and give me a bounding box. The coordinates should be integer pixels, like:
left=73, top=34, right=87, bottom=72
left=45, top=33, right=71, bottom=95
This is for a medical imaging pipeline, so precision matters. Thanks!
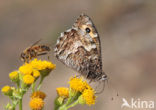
left=18, top=58, right=56, bottom=85
left=19, top=63, right=33, bottom=75
left=30, top=59, right=56, bottom=70
left=1, top=86, right=11, bottom=94
left=1, top=85, right=13, bottom=96
left=31, top=91, right=46, bottom=100
left=82, top=89, right=96, bottom=105
left=56, top=76, right=96, bottom=107
left=9, top=71, right=18, bottom=80
left=69, top=77, right=88, bottom=92
left=68, top=76, right=96, bottom=105
left=56, top=87, right=69, bottom=98
left=23, top=75, right=35, bottom=85
left=30, top=91, right=46, bottom=110
left=1, top=58, right=56, bottom=110
left=29, top=97, right=44, bottom=110
left=32, top=70, right=40, bottom=78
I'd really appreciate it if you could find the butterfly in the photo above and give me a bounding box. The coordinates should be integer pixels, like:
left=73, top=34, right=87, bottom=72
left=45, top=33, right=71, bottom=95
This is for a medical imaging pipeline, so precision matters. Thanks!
left=54, top=13, right=107, bottom=82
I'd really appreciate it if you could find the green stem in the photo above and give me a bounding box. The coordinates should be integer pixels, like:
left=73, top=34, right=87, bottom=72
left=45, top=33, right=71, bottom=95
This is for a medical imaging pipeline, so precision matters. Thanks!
left=37, top=76, right=44, bottom=90
left=59, top=99, right=79, bottom=110
left=12, top=107, right=15, bottom=110
left=58, top=105, right=67, bottom=110
left=65, top=91, right=80, bottom=106
left=10, top=97, right=16, bottom=110
left=66, top=100, right=79, bottom=109
left=17, top=80, right=20, bottom=90
left=19, top=91, right=25, bottom=110
left=32, top=82, right=36, bottom=92
left=19, top=98, right=22, bottom=110
left=64, top=97, right=72, bottom=106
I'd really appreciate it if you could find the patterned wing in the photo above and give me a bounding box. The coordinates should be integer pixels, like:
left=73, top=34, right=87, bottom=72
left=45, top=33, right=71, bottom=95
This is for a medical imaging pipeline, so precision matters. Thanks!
left=54, top=14, right=104, bottom=80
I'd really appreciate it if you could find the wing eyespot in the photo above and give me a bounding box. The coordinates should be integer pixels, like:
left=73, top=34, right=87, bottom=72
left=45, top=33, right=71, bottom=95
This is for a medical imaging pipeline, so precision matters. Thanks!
left=85, top=27, right=91, bottom=33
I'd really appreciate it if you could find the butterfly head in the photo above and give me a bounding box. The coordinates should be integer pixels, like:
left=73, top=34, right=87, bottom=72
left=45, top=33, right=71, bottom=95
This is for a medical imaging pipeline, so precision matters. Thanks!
left=100, top=73, right=108, bottom=81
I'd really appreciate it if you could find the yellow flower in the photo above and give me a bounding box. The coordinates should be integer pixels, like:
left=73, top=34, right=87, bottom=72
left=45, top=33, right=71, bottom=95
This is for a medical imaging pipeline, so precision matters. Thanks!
left=19, top=59, right=55, bottom=79
left=19, top=63, right=33, bottom=75
left=29, top=59, right=42, bottom=70
left=29, top=97, right=44, bottom=110
left=1, top=85, right=12, bottom=96
left=30, top=58, right=56, bottom=70
left=9, top=71, right=19, bottom=81
left=56, top=87, right=69, bottom=98
left=41, top=60, right=56, bottom=70
left=1, top=85, right=11, bottom=93
left=32, top=69, right=40, bottom=78
left=69, top=76, right=87, bottom=92
left=31, top=91, right=46, bottom=100
left=23, top=75, right=35, bottom=85
left=81, top=89, right=96, bottom=105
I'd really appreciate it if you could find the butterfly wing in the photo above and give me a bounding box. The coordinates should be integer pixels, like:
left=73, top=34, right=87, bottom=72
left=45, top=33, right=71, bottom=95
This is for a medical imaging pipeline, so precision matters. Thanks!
left=54, top=14, right=105, bottom=80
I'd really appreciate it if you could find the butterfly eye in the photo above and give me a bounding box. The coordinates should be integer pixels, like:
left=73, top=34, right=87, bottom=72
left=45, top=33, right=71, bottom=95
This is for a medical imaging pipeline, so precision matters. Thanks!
left=85, top=27, right=91, bottom=33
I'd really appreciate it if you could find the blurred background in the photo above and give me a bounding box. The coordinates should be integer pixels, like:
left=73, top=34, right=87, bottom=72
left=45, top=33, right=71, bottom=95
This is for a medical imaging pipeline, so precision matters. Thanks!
left=0, top=0, right=156, bottom=110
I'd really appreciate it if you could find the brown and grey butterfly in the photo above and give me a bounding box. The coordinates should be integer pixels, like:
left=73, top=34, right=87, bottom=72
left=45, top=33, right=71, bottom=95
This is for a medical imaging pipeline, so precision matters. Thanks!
left=54, top=14, right=107, bottom=82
